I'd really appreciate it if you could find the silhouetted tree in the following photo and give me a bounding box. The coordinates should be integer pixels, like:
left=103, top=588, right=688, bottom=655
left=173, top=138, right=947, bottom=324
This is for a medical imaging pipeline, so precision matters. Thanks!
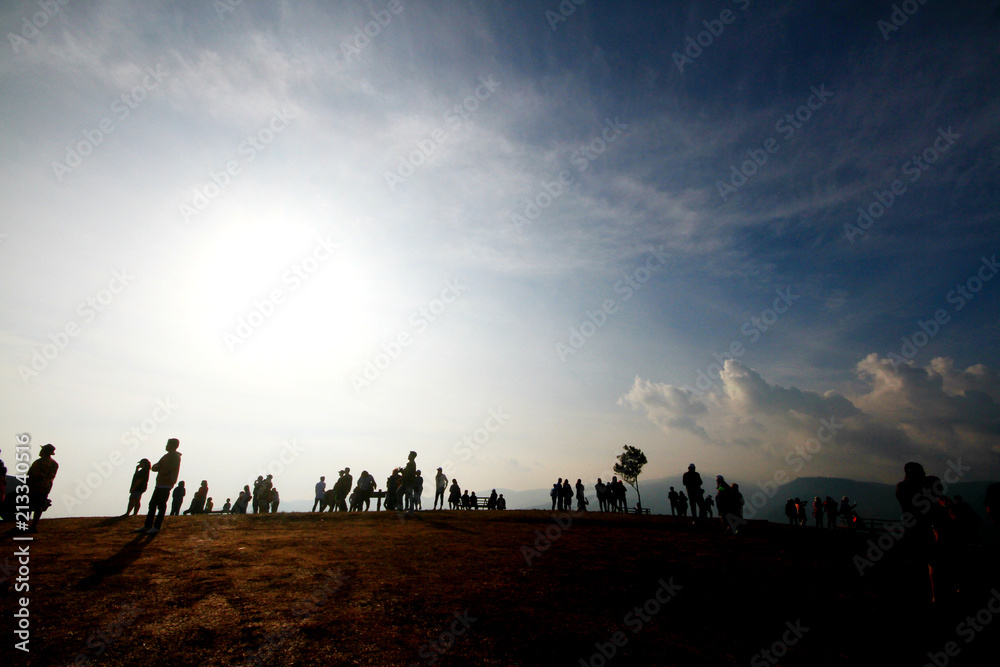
left=613, top=445, right=648, bottom=510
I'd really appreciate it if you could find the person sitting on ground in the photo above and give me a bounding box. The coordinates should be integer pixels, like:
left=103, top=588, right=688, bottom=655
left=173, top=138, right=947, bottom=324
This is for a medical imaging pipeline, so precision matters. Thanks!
left=184, top=480, right=209, bottom=515
left=124, top=458, right=151, bottom=517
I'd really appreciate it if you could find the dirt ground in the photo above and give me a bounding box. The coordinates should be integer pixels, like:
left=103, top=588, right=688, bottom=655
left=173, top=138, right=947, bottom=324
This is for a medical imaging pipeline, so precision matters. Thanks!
left=3, top=510, right=999, bottom=666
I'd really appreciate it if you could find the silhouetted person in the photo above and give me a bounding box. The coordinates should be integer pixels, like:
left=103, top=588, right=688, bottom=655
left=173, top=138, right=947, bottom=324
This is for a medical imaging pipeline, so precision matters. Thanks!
left=356, top=470, right=375, bottom=511
left=233, top=485, right=251, bottom=514
left=270, top=487, right=279, bottom=513
left=488, top=489, right=498, bottom=510
left=824, top=496, right=838, bottom=529
left=27, top=443, right=58, bottom=533
left=595, top=478, right=608, bottom=511
left=554, top=478, right=564, bottom=510
left=562, top=479, right=573, bottom=511
left=683, top=464, right=704, bottom=519
left=668, top=487, right=679, bottom=516
left=252, top=476, right=264, bottom=513
left=576, top=479, right=587, bottom=511
left=812, top=496, right=824, bottom=528
left=184, top=480, right=208, bottom=515
left=470, top=491, right=479, bottom=510
left=386, top=469, right=400, bottom=511
left=839, top=497, right=855, bottom=527
left=313, top=476, right=326, bottom=512
left=400, top=451, right=418, bottom=512
left=795, top=498, right=807, bottom=526
left=784, top=499, right=796, bottom=525
left=434, top=468, right=448, bottom=510
left=170, top=481, right=186, bottom=516
left=259, top=475, right=274, bottom=513
left=336, top=468, right=353, bottom=511
left=222, top=498, right=231, bottom=513
left=613, top=477, right=627, bottom=512
left=205, top=497, right=214, bottom=513
left=677, top=491, right=688, bottom=517
left=124, top=458, right=151, bottom=517
left=716, top=475, right=740, bottom=536
left=497, top=494, right=506, bottom=510
left=449, top=479, right=461, bottom=509
left=461, top=490, right=471, bottom=509
left=895, top=461, right=948, bottom=605
left=413, top=470, right=424, bottom=510
left=138, top=438, right=181, bottom=535
left=703, top=495, right=714, bottom=518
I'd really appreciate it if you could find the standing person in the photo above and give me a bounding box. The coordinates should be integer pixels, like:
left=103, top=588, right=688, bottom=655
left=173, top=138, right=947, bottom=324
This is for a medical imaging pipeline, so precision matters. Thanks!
left=562, top=479, right=573, bottom=512
left=270, top=487, right=279, bottom=513
left=124, top=459, right=151, bottom=517
left=812, top=496, right=824, bottom=528
left=823, top=496, right=838, bottom=529
left=784, top=499, right=797, bottom=525
left=551, top=482, right=561, bottom=511
left=27, top=444, right=59, bottom=533
left=170, top=481, right=186, bottom=516
left=312, top=476, right=326, bottom=512
left=796, top=498, right=807, bottom=527
left=252, top=476, right=264, bottom=514
left=259, top=475, right=274, bottom=513
left=575, top=479, right=587, bottom=511
left=136, top=438, right=181, bottom=535
left=668, top=487, right=679, bottom=516
left=595, top=479, right=608, bottom=512
left=356, top=470, right=375, bottom=511
left=449, top=479, right=462, bottom=510
left=386, top=469, right=400, bottom=511
left=703, top=495, right=715, bottom=518
left=682, top=464, right=705, bottom=520
left=434, top=467, right=448, bottom=510
left=232, top=485, right=250, bottom=514
left=488, top=489, right=498, bottom=510
left=677, top=491, right=688, bottom=517
left=896, top=462, right=948, bottom=605
left=400, top=452, right=417, bottom=512
left=337, top=468, right=353, bottom=512
left=413, top=470, right=424, bottom=510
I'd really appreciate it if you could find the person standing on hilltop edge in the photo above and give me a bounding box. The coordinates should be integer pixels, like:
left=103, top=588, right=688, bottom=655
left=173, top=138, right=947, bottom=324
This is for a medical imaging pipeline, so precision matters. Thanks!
left=434, top=467, right=448, bottom=510
left=400, top=451, right=417, bottom=512
left=124, top=458, right=151, bottom=517
left=136, top=438, right=181, bottom=535
left=27, top=444, right=59, bottom=533
left=683, top=464, right=705, bottom=521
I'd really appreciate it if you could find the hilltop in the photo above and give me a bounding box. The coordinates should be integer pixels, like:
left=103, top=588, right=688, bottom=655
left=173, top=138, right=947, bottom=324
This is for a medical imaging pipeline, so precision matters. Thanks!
left=3, top=510, right=999, bottom=666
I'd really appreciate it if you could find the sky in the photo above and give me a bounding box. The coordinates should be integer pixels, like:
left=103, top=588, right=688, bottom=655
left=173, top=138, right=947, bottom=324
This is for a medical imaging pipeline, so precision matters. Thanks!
left=2, top=0, right=999, bottom=518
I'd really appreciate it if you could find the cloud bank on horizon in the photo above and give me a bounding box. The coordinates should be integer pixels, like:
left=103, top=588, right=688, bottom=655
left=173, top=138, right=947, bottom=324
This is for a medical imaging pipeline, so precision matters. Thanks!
left=1, top=0, right=999, bottom=517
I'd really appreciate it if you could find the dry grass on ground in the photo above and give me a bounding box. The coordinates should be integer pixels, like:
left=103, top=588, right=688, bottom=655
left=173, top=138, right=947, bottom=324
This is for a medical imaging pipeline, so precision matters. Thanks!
left=3, top=510, right=999, bottom=666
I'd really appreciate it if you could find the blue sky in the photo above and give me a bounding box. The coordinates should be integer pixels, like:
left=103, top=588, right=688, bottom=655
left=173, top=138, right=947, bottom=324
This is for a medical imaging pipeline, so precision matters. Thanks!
left=2, top=0, right=999, bottom=517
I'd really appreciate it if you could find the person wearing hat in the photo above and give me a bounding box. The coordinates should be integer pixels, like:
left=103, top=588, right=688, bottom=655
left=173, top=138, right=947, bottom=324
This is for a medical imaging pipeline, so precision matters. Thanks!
left=124, top=458, right=152, bottom=516
left=433, top=467, right=448, bottom=510
left=27, top=444, right=59, bottom=533
left=137, top=438, right=182, bottom=535
left=682, top=463, right=705, bottom=521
